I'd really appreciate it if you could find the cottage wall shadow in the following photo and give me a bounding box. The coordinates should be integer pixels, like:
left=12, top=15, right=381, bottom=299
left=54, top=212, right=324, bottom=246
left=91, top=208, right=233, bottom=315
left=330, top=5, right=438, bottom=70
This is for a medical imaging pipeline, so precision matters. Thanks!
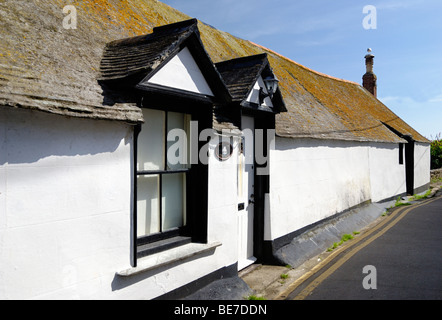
left=0, top=107, right=130, bottom=166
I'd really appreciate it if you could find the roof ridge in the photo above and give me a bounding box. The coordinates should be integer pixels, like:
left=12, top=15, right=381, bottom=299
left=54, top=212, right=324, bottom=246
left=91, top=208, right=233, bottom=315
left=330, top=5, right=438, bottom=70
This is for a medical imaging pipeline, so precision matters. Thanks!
left=106, top=20, right=196, bottom=49
left=215, top=53, right=267, bottom=66
left=152, top=18, right=198, bottom=34
left=248, top=41, right=360, bottom=86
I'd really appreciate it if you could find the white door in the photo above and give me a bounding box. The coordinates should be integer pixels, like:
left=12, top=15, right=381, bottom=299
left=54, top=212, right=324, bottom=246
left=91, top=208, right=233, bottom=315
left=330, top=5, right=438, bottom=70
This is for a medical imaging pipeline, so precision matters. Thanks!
left=238, top=115, right=256, bottom=271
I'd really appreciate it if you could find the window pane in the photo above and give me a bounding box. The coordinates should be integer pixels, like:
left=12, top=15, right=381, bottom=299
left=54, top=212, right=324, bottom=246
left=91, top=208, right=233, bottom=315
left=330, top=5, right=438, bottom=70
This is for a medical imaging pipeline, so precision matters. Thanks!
left=167, top=112, right=191, bottom=170
left=138, top=109, right=165, bottom=171
left=137, top=175, right=160, bottom=237
left=162, top=173, right=186, bottom=231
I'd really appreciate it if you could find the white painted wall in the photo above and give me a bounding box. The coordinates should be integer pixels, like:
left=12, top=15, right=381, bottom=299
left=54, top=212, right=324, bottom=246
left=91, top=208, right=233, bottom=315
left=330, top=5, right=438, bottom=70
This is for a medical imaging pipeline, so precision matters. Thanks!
left=0, top=108, right=243, bottom=300
left=267, top=138, right=424, bottom=241
left=0, top=108, right=133, bottom=300
left=268, top=137, right=372, bottom=241
left=414, top=142, right=431, bottom=190
left=368, top=142, right=406, bottom=202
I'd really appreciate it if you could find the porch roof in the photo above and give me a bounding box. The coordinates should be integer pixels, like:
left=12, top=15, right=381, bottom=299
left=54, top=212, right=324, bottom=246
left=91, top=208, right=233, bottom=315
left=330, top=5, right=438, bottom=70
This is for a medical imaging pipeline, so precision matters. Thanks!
left=215, top=53, right=286, bottom=114
left=99, top=19, right=199, bottom=82
left=215, top=54, right=268, bottom=103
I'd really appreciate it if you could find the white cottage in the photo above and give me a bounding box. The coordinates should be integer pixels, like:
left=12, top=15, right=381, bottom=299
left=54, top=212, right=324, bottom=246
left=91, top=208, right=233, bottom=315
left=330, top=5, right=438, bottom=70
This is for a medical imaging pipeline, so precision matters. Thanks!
left=0, top=0, right=430, bottom=300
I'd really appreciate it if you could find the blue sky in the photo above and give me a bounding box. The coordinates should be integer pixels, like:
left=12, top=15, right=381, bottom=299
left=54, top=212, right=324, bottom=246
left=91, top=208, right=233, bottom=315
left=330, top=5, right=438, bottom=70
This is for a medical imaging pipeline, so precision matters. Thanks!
left=161, top=0, right=442, bottom=139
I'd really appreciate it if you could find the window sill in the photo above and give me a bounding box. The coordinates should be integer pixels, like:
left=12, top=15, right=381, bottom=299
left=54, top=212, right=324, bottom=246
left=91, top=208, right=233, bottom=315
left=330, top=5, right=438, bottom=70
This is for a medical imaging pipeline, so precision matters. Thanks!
left=117, top=241, right=222, bottom=277
left=137, top=236, right=192, bottom=258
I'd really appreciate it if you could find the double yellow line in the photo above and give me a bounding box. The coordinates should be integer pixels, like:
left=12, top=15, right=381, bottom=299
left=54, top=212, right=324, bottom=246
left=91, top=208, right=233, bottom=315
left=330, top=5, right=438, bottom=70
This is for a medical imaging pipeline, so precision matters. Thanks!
left=276, top=195, right=441, bottom=300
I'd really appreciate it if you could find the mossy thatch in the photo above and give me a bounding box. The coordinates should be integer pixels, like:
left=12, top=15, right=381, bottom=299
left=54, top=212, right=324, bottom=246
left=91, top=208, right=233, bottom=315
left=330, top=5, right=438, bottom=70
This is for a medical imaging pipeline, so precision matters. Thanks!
left=0, top=0, right=428, bottom=143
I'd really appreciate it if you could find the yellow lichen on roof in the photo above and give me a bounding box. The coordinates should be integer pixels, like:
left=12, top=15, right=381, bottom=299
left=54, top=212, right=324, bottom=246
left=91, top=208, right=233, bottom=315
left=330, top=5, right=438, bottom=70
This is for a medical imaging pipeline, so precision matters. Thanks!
left=0, top=0, right=429, bottom=142
left=250, top=41, right=359, bottom=86
left=70, top=0, right=189, bottom=38
left=191, top=18, right=424, bottom=142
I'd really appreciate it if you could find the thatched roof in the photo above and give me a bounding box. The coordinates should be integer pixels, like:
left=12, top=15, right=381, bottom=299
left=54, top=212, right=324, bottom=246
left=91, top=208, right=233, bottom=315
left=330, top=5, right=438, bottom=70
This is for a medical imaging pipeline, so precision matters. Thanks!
left=0, top=0, right=428, bottom=143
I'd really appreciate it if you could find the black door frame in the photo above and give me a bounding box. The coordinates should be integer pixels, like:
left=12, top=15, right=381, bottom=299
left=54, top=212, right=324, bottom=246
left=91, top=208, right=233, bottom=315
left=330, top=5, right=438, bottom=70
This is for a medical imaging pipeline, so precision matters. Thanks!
left=404, top=135, right=415, bottom=195
left=241, top=108, right=275, bottom=264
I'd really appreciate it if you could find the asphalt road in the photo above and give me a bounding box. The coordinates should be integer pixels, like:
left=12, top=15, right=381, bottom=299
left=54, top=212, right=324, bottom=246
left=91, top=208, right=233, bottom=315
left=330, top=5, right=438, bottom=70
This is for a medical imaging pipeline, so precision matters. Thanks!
left=286, top=195, right=442, bottom=300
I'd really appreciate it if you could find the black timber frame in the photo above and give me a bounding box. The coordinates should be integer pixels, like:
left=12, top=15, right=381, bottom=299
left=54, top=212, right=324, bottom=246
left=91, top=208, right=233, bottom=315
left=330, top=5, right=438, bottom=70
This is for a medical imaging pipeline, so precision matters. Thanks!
left=133, top=90, right=213, bottom=267
left=241, top=108, right=276, bottom=264
left=99, top=19, right=233, bottom=267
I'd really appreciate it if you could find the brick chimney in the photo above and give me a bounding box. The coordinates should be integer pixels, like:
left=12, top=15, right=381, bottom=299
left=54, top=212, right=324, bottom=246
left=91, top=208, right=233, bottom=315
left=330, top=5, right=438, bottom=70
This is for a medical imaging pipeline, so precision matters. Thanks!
left=363, top=48, right=377, bottom=98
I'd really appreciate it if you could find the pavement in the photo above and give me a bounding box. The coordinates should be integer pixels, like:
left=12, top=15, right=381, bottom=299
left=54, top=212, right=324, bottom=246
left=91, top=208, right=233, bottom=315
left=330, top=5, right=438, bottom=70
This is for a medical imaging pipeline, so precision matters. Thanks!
left=183, top=182, right=442, bottom=300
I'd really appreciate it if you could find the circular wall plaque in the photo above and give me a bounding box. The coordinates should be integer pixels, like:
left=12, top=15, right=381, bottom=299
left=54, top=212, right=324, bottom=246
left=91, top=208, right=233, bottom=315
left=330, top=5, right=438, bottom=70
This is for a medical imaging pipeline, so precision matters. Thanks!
left=215, top=141, right=233, bottom=161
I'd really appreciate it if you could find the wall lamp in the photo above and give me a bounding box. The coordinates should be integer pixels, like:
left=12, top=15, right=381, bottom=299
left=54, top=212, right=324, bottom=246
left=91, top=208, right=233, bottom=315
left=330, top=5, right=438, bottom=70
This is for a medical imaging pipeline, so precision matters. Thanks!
left=259, top=75, right=279, bottom=105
